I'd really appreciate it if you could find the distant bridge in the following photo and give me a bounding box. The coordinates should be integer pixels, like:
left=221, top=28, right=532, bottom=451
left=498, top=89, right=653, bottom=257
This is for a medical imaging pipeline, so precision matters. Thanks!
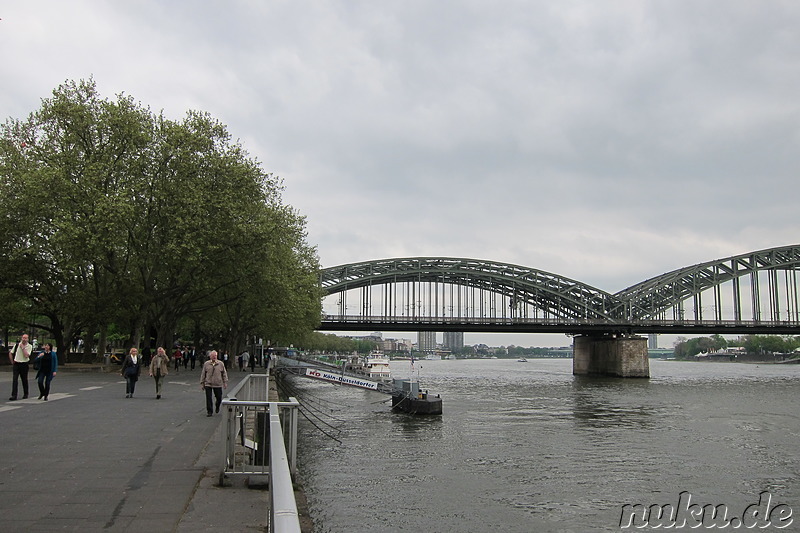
left=318, top=245, right=800, bottom=336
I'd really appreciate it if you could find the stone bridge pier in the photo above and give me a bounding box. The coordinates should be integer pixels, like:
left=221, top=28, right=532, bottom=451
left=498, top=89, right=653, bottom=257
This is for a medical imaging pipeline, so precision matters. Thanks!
left=573, top=334, right=650, bottom=378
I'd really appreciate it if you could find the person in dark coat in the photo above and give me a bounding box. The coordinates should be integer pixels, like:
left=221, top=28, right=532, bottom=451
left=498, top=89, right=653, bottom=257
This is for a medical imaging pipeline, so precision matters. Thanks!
left=121, top=347, right=142, bottom=398
left=34, top=343, right=58, bottom=400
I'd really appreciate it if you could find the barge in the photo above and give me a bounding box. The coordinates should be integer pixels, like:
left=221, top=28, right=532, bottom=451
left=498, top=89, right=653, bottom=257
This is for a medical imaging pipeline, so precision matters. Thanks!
left=391, top=378, right=442, bottom=415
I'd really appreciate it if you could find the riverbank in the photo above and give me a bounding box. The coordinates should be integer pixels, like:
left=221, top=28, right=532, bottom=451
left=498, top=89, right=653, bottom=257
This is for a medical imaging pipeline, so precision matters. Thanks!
left=689, top=354, right=800, bottom=364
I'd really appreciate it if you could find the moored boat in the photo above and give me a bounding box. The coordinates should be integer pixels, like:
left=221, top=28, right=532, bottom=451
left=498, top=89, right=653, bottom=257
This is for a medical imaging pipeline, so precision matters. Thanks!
left=391, top=378, right=443, bottom=415
left=346, top=350, right=392, bottom=381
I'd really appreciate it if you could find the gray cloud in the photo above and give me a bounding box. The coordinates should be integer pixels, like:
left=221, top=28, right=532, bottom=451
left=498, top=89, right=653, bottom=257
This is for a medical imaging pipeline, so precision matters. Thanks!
left=2, top=1, right=798, bottom=346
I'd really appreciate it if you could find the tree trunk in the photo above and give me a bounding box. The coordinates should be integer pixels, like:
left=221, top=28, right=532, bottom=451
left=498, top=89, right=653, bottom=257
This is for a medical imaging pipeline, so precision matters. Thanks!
left=129, top=315, right=144, bottom=351
left=156, top=320, right=174, bottom=351
left=82, top=325, right=97, bottom=363
left=96, top=325, right=108, bottom=364
left=192, top=319, right=202, bottom=355
left=51, top=317, right=67, bottom=366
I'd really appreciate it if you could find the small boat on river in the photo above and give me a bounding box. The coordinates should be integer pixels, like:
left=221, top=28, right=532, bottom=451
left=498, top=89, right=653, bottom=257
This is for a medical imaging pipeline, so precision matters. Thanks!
left=390, top=351, right=442, bottom=415
left=391, top=378, right=443, bottom=415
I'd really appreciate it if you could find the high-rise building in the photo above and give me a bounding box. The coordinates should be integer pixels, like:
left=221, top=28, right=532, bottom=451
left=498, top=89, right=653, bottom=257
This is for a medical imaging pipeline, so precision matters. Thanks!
left=443, top=331, right=464, bottom=351
left=418, top=331, right=437, bottom=353
left=648, top=333, right=658, bottom=349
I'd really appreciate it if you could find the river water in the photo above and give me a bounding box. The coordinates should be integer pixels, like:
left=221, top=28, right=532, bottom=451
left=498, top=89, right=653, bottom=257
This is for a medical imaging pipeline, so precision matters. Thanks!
left=289, top=358, right=800, bottom=532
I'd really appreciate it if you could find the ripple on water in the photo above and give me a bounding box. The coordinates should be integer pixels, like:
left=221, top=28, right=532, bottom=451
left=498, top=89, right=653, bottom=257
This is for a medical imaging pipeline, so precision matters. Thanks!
left=294, top=359, right=800, bottom=532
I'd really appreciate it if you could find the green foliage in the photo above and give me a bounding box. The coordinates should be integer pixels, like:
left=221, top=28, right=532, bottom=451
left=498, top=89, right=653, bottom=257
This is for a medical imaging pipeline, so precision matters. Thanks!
left=507, top=345, right=552, bottom=357
left=0, top=78, right=321, bottom=356
left=298, top=332, right=359, bottom=353
left=740, top=335, right=799, bottom=354
left=673, top=334, right=798, bottom=358
left=295, top=332, right=383, bottom=354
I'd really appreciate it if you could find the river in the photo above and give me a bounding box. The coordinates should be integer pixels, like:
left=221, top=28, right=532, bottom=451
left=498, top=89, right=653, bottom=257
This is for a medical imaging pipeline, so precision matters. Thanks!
left=288, top=358, right=800, bottom=532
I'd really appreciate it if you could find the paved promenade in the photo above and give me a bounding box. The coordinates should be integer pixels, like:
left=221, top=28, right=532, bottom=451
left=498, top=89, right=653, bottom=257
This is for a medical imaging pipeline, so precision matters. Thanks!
left=0, top=365, right=270, bottom=532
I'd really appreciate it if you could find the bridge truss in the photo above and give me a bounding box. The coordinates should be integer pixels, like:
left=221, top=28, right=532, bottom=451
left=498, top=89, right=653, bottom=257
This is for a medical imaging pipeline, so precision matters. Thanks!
left=318, top=245, right=800, bottom=335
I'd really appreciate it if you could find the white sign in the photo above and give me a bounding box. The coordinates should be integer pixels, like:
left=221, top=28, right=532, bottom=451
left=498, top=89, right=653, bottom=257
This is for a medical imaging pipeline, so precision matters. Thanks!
left=304, top=368, right=379, bottom=390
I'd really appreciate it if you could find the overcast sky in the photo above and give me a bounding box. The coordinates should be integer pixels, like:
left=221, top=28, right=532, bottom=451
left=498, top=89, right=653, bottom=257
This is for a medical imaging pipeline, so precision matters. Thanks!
left=2, top=2, right=798, bottom=347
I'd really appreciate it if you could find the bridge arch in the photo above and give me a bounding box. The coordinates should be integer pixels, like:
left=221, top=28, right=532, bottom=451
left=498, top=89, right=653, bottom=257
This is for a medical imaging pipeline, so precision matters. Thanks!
left=617, top=244, right=800, bottom=323
left=320, top=257, right=620, bottom=321
left=319, top=245, right=800, bottom=333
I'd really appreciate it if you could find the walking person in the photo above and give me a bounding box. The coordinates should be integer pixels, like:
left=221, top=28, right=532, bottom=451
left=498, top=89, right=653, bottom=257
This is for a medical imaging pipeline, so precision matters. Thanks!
left=121, top=347, right=141, bottom=398
left=173, top=347, right=182, bottom=372
left=188, top=346, right=197, bottom=370
left=200, top=350, right=228, bottom=417
left=8, top=333, right=33, bottom=401
left=149, top=347, right=170, bottom=399
left=247, top=350, right=256, bottom=372
left=33, top=343, right=58, bottom=400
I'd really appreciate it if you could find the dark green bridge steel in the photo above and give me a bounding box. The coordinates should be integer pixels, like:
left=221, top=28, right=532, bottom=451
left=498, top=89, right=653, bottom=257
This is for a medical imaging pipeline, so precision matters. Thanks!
left=318, top=245, right=800, bottom=335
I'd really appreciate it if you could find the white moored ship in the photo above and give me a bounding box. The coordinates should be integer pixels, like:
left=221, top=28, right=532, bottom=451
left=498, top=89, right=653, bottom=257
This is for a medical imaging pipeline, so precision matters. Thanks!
left=363, top=351, right=392, bottom=380
left=346, top=351, right=392, bottom=381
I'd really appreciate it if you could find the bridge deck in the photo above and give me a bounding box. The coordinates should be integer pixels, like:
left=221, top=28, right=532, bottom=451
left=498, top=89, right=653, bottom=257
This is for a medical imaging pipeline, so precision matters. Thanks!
left=319, top=318, right=800, bottom=335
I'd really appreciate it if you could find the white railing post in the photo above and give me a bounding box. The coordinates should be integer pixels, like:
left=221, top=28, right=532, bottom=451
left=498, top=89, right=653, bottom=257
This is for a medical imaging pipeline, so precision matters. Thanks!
left=269, top=402, right=301, bottom=533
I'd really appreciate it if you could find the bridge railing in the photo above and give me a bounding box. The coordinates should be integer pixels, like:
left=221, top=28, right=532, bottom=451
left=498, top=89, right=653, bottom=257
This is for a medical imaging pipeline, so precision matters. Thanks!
left=320, top=315, right=800, bottom=334
left=221, top=373, right=301, bottom=533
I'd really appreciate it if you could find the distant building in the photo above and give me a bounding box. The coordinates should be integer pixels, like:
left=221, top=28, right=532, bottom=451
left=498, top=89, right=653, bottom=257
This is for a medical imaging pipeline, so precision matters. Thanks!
left=381, top=338, right=412, bottom=353
left=349, top=333, right=383, bottom=343
left=443, top=331, right=464, bottom=351
left=648, top=334, right=658, bottom=349
left=474, top=343, right=490, bottom=356
left=418, top=331, right=437, bottom=353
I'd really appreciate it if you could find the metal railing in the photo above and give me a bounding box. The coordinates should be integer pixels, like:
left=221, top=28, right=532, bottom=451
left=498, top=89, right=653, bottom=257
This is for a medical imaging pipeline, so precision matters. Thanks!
left=267, top=401, right=301, bottom=533
left=221, top=373, right=301, bottom=533
left=320, top=314, right=800, bottom=334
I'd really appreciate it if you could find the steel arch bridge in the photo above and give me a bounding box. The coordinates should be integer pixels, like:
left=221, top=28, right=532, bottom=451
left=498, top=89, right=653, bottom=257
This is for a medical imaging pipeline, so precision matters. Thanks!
left=318, top=245, right=800, bottom=336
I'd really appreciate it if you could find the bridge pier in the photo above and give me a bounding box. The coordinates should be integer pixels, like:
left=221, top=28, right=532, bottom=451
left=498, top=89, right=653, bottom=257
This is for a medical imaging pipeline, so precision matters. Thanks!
left=573, top=334, right=650, bottom=378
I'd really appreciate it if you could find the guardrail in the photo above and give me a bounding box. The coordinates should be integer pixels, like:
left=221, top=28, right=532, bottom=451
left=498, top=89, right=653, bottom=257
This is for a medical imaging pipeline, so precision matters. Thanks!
left=319, top=315, right=800, bottom=335
left=221, top=373, right=301, bottom=533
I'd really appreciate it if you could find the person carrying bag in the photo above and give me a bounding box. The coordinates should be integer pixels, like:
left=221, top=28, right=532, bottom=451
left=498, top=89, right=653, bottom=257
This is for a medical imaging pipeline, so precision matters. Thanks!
left=121, top=347, right=141, bottom=398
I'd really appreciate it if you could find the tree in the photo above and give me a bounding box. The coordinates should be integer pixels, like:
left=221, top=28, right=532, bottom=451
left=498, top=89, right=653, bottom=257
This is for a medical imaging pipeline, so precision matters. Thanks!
left=0, top=79, right=321, bottom=359
left=673, top=336, right=718, bottom=358
left=1, top=79, right=155, bottom=359
left=741, top=335, right=794, bottom=354
left=710, top=334, right=728, bottom=352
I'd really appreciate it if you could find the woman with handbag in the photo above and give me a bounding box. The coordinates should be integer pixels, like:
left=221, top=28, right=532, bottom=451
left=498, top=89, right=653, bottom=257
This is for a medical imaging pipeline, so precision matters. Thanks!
left=34, top=343, right=58, bottom=400
left=149, top=347, right=170, bottom=399
left=121, top=347, right=141, bottom=398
